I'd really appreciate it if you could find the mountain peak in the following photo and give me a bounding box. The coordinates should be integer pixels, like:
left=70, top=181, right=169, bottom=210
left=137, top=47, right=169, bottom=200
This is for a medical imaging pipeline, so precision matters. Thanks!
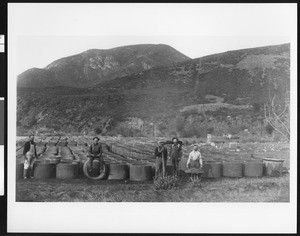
left=18, top=44, right=190, bottom=88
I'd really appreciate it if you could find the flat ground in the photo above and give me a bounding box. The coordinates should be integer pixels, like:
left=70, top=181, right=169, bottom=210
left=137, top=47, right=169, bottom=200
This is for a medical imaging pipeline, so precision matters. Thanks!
left=16, top=173, right=289, bottom=202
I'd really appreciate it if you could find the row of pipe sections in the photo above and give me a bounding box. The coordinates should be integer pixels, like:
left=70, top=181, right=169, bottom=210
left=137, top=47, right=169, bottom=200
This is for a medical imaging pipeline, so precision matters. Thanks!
left=16, top=139, right=285, bottom=181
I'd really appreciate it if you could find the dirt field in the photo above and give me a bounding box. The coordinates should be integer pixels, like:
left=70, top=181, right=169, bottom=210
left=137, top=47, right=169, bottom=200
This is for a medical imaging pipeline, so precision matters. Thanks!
left=16, top=173, right=289, bottom=202
left=16, top=135, right=290, bottom=202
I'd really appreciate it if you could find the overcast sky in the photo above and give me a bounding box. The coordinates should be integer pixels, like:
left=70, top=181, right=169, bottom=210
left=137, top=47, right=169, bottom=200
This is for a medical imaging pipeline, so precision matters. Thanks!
left=8, top=3, right=297, bottom=75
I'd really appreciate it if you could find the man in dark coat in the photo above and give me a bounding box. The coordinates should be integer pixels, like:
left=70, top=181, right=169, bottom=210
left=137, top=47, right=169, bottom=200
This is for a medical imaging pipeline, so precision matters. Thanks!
left=169, top=137, right=182, bottom=176
left=87, top=137, right=103, bottom=173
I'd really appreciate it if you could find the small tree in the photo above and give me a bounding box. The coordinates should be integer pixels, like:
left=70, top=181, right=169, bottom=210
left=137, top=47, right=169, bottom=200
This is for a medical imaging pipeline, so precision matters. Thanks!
left=264, top=93, right=290, bottom=141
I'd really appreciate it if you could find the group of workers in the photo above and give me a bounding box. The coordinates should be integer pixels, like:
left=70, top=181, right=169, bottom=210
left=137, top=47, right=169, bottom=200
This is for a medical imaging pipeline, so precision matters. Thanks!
left=154, top=137, right=203, bottom=181
left=21, top=135, right=203, bottom=181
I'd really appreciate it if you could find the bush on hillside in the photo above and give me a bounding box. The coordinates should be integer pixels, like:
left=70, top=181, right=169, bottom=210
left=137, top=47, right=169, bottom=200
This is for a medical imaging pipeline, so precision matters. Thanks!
left=175, top=116, right=185, bottom=132
left=265, top=123, right=275, bottom=134
left=94, top=127, right=102, bottom=135
left=252, top=102, right=262, bottom=112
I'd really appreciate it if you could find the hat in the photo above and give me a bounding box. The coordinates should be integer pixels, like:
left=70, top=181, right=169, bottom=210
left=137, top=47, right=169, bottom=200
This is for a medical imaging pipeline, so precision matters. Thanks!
left=158, top=140, right=164, bottom=144
left=93, top=137, right=100, bottom=141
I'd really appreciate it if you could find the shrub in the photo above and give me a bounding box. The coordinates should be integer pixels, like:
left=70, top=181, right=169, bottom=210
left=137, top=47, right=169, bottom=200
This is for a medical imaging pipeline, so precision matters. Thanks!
left=94, top=127, right=102, bottom=135
left=168, top=130, right=178, bottom=137
left=252, top=103, right=262, bottom=112
left=207, top=127, right=214, bottom=134
left=175, top=116, right=185, bottom=132
left=265, top=123, right=275, bottom=134
left=157, top=122, right=167, bottom=132
left=182, top=123, right=195, bottom=137
left=105, top=130, right=118, bottom=137
left=154, top=175, right=179, bottom=190
left=194, top=126, right=208, bottom=138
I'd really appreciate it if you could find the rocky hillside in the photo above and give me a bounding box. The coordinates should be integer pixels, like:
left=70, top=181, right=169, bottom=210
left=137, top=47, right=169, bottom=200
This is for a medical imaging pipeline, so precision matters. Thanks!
left=17, top=43, right=290, bottom=137
left=17, top=44, right=190, bottom=88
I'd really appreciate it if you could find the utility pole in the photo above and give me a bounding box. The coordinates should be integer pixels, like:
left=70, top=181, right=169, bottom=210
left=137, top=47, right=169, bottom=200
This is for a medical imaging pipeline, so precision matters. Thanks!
left=194, top=58, right=202, bottom=101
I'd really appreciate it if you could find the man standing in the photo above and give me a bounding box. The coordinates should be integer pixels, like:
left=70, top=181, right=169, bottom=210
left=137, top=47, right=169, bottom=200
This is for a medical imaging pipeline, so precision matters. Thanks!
left=87, top=137, right=103, bottom=173
left=22, top=134, right=37, bottom=179
left=169, top=137, right=182, bottom=176
left=154, top=141, right=168, bottom=179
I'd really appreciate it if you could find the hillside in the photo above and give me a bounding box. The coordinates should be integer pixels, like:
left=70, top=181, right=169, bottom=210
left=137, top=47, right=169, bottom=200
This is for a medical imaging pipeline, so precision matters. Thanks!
left=17, top=44, right=190, bottom=88
left=17, top=43, right=290, bottom=138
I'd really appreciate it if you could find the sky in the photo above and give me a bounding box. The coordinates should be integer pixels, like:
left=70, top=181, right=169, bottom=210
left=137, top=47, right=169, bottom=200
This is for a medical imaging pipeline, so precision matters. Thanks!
left=8, top=3, right=297, bottom=75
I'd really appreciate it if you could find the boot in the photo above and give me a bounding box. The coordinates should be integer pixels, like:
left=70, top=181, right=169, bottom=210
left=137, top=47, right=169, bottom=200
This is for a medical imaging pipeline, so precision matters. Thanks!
left=29, top=168, right=34, bottom=179
left=23, top=169, right=28, bottom=179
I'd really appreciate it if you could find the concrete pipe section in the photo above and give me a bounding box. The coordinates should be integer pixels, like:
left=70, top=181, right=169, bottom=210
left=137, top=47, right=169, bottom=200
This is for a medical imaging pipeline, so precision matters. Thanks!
left=83, top=159, right=107, bottom=180
left=129, top=164, right=152, bottom=181
left=222, top=161, right=243, bottom=178
left=16, top=163, right=24, bottom=180
left=33, top=161, right=57, bottom=179
left=56, top=162, right=79, bottom=179
left=74, top=160, right=85, bottom=177
left=243, top=160, right=263, bottom=178
left=263, top=158, right=284, bottom=177
left=202, top=161, right=222, bottom=179
left=108, top=163, right=129, bottom=180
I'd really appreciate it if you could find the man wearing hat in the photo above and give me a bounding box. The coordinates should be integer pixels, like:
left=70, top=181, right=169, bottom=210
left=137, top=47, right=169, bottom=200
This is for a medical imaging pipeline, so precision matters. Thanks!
left=169, top=137, right=182, bottom=176
left=87, top=137, right=103, bottom=173
left=22, top=134, right=37, bottom=179
left=154, top=141, right=168, bottom=179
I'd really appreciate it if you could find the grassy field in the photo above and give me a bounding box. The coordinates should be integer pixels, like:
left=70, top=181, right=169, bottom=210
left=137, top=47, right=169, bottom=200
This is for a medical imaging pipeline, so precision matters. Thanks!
left=16, top=173, right=289, bottom=202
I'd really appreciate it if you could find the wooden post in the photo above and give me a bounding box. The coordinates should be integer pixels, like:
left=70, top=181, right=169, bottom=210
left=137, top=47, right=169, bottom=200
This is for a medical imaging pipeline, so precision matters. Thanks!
left=162, top=148, right=165, bottom=178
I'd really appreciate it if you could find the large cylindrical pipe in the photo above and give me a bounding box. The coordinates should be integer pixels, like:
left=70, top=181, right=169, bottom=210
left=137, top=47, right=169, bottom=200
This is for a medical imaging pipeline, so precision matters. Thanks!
left=56, top=162, right=78, bottom=179
left=243, top=161, right=263, bottom=177
left=108, top=163, right=129, bottom=180
left=16, top=163, right=24, bottom=180
left=129, top=164, right=152, bottom=181
left=222, top=161, right=243, bottom=178
left=202, top=161, right=222, bottom=178
left=33, top=162, right=56, bottom=179
left=263, top=158, right=284, bottom=177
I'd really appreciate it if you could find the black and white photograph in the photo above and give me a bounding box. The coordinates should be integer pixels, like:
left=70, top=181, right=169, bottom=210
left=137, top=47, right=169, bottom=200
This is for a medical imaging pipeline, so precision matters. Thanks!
left=7, top=3, right=297, bottom=233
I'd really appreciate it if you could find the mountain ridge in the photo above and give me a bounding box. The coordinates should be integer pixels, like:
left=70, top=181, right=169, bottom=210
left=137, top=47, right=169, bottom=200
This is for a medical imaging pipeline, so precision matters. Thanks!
left=17, top=44, right=191, bottom=88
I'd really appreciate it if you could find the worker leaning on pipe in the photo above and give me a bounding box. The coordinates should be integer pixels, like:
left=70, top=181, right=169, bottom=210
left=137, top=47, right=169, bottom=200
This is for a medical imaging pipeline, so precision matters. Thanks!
left=22, top=134, right=37, bottom=179
left=154, top=141, right=168, bottom=179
